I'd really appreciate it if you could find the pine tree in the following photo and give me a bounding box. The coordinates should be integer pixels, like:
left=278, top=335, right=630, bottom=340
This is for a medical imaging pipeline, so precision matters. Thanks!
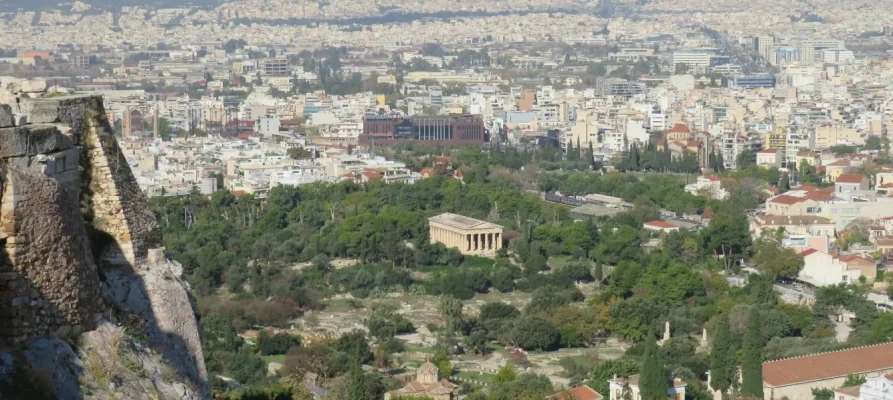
left=639, top=332, right=668, bottom=400
left=710, top=313, right=735, bottom=394
left=741, top=308, right=764, bottom=399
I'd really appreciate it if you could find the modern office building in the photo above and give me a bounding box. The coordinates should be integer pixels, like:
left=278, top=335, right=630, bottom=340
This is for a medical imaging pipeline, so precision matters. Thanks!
left=596, top=79, right=646, bottom=97
left=729, top=75, right=777, bottom=88
left=358, top=114, right=486, bottom=146
left=261, top=58, right=288, bottom=76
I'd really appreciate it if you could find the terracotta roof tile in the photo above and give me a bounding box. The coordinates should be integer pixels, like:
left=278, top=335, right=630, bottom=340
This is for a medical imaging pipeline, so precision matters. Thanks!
left=836, top=174, right=865, bottom=184
left=550, top=385, right=603, bottom=400
left=669, top=123, right=690, bottom=133
left=644, top=220, right=677, bottom=229
left=763, top=342, right=893, bottom=387
left=768, top=194, right=808, bottom=205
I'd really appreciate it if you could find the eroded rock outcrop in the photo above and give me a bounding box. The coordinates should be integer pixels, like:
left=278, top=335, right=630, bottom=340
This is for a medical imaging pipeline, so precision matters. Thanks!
left=0, top=80, right=209, bottom=399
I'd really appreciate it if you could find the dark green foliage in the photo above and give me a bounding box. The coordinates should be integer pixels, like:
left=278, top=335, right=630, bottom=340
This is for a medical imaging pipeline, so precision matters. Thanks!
left=741, top=308, right=764, bottom=398
left=334, top=330, right=373, bottom=365
left=812, top=388, right=834, bottom=400
left=226, top=348, right=267, bottom=385
left=639, top=333, right=668, bottom=400
left=512, top=315, right=560, bottom=351
left=709, top=314, right=735, bottom=394
left=607, top=297, right=662, bottom=342
left=588, top=359, right=641, bottom=395
left=257, top=330, right=302, bottom=356
left=489, top=373, right=555, bottom=400
left=366, top=305, right=415, bottom=341
left=525, top=285, right=574, bottom=314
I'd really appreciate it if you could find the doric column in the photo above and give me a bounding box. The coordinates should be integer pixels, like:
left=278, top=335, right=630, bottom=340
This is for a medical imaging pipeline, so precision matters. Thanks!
left=496, top=232, right=501, bottom=249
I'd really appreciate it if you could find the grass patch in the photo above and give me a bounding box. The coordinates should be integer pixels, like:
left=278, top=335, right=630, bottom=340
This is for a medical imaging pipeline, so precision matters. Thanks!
left=262, top=355, right=286, bottom=365
left=455, top=370, right=493, bottom=385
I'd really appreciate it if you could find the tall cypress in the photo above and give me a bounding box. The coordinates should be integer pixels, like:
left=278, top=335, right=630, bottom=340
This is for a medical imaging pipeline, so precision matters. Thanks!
left=589, top=141, right=596, bottom=168
left=710, top=313, right=735, bottom=394
left=348, top=362, right=367, bottom=400
left=639, top=332, right=668, bottom=400
left=741, top=308, right=764, bottom=398
left=594, top=259, right=604, bottom=282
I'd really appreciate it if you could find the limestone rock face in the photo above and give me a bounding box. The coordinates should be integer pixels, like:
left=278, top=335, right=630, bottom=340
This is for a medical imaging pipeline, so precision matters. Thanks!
left=0, top=85, right=209, bottom=399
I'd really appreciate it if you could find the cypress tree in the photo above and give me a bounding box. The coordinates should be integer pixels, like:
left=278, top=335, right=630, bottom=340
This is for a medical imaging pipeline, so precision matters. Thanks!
left=640, top=332, right=668, bottom=400
left=348, top=362, right=367, bottom=400
left=741, top=308, right=764, bottom=399
left=567, top=140, right=576, bottom=161
left=594, top=259, right=604, bottom=282
left=779, top=174, right=790, bottom=193
left=710, top=313, right=735, bottom=394
left=589, top=141, right=596, bottom=168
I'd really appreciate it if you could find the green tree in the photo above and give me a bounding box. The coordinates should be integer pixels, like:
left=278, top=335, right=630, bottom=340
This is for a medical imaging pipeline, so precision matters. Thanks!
left=751, top=232, right=804, bottom=280
left=594, top=260, right=604, bottom=283
left=779, top=173, right=790, bottom=193
left=439, top=296, right=464, bottom=332
left=512, top=315, right=560, bottom=351
left=843, top=374, right=867, bottom=387
left=701, top=212, right=751, bottom=270
left=812, top=388, right=834, bottom=400
left=493, top=364, right=518, bottom=384
left=736, top=149, right=755, bottom=169
left=639, top=333, right=668, bottom=400
left=741, top=308, right=764, bottom=398
left=709, top=314, right=735, bottom=394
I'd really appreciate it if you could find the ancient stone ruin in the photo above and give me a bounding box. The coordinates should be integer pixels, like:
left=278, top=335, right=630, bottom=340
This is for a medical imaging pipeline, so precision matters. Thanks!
left=0, top=79, right=209, bottom=399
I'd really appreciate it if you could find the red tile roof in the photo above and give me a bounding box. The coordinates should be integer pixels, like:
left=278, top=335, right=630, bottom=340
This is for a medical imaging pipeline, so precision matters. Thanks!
left=644, top=220, right=677, bottom=229
left=798, top=248, right=818, bottom=257
left=827, top=160, right=851, bottom=167
left=836, top=174, right=865, bottom=184
left=768, top=194, right=807, bottom=205
left=549, top=385, right=603, bottom=400
left=763, top=342, right=893, bottom=387
left=837, top=254, right=872, bottom=264
left=669, top=123, right=690, bottom=134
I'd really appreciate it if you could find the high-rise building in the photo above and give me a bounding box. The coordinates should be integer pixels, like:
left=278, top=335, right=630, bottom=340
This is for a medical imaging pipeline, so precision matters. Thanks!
left=754, top=36, right=775, bottom=59
left=358, top=114, right=486, bottom=147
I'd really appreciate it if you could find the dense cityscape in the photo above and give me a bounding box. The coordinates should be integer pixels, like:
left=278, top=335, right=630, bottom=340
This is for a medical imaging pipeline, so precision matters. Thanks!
left=1, top=0, right=893, bottom=399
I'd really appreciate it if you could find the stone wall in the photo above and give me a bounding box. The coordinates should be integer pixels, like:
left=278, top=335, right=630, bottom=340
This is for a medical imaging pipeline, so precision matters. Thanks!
left=0, top=121, right=101, bottom=344
left=20, top=94, right=162, bottom=265
left=0, top=84, right=206, bottom=400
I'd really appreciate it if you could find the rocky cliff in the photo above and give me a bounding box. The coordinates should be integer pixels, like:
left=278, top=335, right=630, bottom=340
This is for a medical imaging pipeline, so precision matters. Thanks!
left=0, top=80, right=209, bottom=399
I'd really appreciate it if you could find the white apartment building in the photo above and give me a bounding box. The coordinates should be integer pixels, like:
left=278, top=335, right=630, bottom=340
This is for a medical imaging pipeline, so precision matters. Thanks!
left=256, top=115, right=280, bottom=137
left=608, top=48, right=654, bottom=62
left=823, top=49, right=854, bottom=64
left=672, top=51, right=712, bottom=71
